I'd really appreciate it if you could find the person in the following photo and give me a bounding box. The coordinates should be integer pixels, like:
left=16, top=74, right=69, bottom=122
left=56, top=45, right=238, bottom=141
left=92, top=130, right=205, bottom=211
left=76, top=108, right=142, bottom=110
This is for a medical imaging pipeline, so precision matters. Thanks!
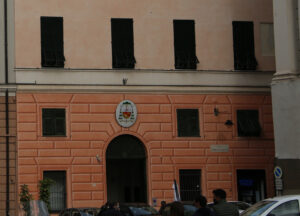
left=99, top=202, right=110, bottom=215
left=98, top=201, right=122, bottom=216
left=170, top=202, right=184, bottom=216
left=193, top=195, right=215, bottom=216
left=211, top=189, right=239, bottom=216
left=159, top=201, right=167, bottom=215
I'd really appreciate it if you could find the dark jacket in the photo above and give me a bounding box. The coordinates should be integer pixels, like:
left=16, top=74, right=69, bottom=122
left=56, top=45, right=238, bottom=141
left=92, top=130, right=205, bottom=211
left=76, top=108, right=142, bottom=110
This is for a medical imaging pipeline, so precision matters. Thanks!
left=98, top=209, right=123, bottom=216
left=193, top=207, right=215, bottom=216
left=211, top=200, right=239, bottom=216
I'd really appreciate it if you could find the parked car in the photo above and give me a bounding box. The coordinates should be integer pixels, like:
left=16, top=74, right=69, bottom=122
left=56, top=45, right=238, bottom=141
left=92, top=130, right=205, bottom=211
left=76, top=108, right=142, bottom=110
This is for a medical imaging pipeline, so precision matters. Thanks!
left=120, top=203, right=159, bottom=216
left=182, top=203, right=198, bottom=216
left=161, top=202, right=197, bottom=216
left=240, top=195, right=300, bottom=216
left=59, top=207, right=100, bottom=216
left=208, top=201, right=251, bottom=214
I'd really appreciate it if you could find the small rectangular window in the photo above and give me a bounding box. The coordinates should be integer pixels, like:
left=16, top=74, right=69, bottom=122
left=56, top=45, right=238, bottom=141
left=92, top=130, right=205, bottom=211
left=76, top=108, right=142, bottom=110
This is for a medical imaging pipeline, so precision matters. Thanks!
left=42, top=108, right=66, bottom=136
left=43, top=171, right=66, bottom=213
left=177, top=109, right=200, bottom=137
left=173, top=20, right=199, bottom=69
left=237, top=110, right=261, bottom=137
left=111, top=18, right=135, bottom=68
left=41, top=17, right=65, bottom=67
left=232, top=21, right=257, bottom=70
left=179, top=169, right=201, bottom=201
left=260, top=23, right=275, bottom=56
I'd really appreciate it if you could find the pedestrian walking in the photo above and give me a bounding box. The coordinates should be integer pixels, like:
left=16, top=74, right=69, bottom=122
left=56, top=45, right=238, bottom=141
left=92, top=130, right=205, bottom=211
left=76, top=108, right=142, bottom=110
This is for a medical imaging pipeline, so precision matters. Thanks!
left=170, top=202, right=184, bottom=216
left=98, top=201, right=122, bottom=216
left=159, top=201, right=167, bottom=215
left=211, top=189, right=239, bottom=216
left=99, top=202, right=110, bottom=215
left=193, top=195, right=215, bottom=216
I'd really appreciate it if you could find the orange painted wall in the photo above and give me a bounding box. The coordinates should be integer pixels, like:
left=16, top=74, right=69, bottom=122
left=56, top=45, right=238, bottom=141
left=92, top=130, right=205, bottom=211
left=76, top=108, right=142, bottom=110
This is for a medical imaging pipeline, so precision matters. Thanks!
left=17, top=93, right=275, bottom=208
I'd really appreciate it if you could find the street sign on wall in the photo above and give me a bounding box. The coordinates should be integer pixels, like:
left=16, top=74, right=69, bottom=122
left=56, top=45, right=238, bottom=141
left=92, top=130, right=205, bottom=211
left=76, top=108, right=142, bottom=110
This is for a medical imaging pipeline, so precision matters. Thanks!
left=274, top=166, right=283, bottom=179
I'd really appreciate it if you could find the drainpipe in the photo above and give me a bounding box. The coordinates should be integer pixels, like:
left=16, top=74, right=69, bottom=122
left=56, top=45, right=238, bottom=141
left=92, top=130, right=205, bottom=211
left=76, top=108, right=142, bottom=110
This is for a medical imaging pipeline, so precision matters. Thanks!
left=5, top=90, right=9, bottom=216
left=4, top=0, right=10, bottom=215
left=4, top=0, right=8, bottom=84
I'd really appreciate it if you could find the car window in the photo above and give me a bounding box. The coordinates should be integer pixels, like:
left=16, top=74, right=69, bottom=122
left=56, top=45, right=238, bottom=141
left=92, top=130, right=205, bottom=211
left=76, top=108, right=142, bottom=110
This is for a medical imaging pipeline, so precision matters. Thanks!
left=241, top=201, right=277, bottom=216
left=72, top=210, right=81, bottom=216
left=61, top=210, right=70, bottom=216
left=129, top=206, right=158, bottom=216
left=269, top=200, right=300, bottom=216
left=236, top=202, right=251, bottom=210
left=183, top=204, right=197, bottom=216
left=121, top=206, right=132, bottom=216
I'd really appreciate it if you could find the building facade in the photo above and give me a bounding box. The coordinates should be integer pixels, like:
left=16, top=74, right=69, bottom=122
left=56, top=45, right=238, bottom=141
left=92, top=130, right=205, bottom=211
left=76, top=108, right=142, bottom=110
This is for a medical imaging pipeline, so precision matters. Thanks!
left=272, top=0, right=300, bottom=195
left=0, top=0, right=17, bottom=215
left=15, top=0, right=275, bottom=214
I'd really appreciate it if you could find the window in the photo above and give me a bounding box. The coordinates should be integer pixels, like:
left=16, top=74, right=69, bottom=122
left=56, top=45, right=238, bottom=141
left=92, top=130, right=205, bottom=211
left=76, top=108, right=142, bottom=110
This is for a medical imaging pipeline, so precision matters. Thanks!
left=42, top=108, right=66, bottom=136
left=232, top=21, right=257, bottom=70
left=41, top=17, right=65, bottom=67
left=173, top=20, right=199, bottom=69
left=177, top=109, right=200, bottom=137
left=111, top=18, right=135, bottom=68
left=179, top=169, right=201, bottom=201
left=237, top=110, right=261, bottom=137
left=269, top=200, right=300, bottom=216
left=43, top=171, right=66, bottom=213
left=260, top=23, right=275, bottom=56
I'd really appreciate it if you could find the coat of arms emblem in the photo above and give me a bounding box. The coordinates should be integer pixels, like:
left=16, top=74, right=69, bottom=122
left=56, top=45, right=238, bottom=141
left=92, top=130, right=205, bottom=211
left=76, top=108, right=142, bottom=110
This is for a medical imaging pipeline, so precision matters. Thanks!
left=116, top=100, right=137, bottom=128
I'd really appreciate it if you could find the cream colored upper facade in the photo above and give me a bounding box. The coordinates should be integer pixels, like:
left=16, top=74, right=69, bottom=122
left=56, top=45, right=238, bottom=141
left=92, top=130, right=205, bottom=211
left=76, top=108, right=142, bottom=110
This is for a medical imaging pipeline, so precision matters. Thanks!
left=15, top=0, right=275, bottom=91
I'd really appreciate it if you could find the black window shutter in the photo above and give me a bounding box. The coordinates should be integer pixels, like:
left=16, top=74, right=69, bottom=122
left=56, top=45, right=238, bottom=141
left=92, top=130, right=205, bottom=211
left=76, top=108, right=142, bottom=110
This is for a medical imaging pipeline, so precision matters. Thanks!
left=232, top=21, right=257, bottom=70
left=177, top=109, right=200, bottom=137
left=42, top=108, right=66, bottom=136
left=174, top=20, right=198, bottom=69
left=41, top=17, right=65, bottom=67
left=237, top=110, right=261, bottom=137
left=111, top=18, right=135, bottom=68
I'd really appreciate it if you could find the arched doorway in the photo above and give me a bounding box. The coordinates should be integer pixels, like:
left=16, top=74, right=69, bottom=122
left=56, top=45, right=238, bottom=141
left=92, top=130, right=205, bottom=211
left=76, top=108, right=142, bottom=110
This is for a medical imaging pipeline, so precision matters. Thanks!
left=106, top=135, right=147, bottom=203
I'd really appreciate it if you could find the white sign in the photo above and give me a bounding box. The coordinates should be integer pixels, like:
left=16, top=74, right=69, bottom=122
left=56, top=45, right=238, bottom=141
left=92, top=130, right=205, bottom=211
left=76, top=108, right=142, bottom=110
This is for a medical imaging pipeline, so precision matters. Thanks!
left=274, top=166, right=283, bottom=179
left=275, top=178, right=283, bottom=190
left=210, top=144, right=229, bottom=153
left=116, top=100, right=137, bottom=128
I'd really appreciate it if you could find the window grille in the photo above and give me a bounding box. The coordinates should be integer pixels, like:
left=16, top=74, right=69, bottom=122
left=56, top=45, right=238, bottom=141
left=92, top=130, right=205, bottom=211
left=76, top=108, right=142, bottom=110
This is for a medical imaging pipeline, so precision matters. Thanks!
left=41, top=17, right=65, bottom=67
left=111, top=19, right=135, bottom=68
left=179, top=169, right=201, bottom=201
left=42, top=108, right=66, bottom=136
left=237, top=110, right=261, bottom=137
left=177, top=109, right=200, bottom=137
left=173, top=20, right=199, bottom=69
left=232, top=21, right=257, bottom=70
left=43, top=171, right=66, bottom=213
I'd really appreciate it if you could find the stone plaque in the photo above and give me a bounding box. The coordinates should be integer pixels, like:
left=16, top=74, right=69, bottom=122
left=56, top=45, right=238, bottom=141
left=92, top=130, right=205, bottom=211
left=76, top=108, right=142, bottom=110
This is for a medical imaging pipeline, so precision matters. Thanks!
left=210, top=144, right=229, bottom=153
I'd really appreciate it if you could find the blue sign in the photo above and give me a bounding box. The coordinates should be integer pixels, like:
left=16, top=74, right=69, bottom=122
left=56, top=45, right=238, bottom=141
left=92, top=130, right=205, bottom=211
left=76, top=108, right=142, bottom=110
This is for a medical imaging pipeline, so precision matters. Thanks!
left=274, top=166, right=283, bottom=179
left=239, top=179, right=254, bottom=187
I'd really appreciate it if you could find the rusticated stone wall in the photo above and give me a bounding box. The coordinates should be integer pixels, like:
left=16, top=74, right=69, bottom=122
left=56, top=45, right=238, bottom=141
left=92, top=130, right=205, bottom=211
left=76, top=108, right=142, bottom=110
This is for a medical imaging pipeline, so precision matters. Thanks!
left=17, top=93, right=275, bottom=209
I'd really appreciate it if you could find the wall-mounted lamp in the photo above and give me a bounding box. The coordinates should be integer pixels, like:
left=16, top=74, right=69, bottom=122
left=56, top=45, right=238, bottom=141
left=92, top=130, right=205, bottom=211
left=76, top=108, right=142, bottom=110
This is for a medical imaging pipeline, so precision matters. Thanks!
left=122, top=78, right=128, bottom=85
left=214, top=108, right=219, bottom=116
left=225, top=120, right=233, bottom=126
left=96, top=154, right=101, bottom=163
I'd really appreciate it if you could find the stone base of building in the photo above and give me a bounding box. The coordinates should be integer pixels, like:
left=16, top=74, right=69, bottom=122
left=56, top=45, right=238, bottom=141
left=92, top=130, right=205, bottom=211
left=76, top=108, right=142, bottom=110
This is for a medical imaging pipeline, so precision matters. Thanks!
left=16, top=93, right=275, bottom=210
